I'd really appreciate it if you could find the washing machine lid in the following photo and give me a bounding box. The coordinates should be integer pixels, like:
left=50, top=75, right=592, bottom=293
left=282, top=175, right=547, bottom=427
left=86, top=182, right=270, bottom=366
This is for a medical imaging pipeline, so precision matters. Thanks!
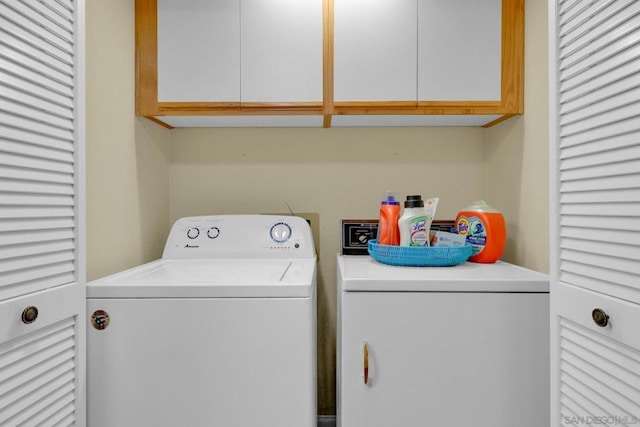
left=338, top=256, right=549, bottom=292
left=87, top=258, right=316, bottom=298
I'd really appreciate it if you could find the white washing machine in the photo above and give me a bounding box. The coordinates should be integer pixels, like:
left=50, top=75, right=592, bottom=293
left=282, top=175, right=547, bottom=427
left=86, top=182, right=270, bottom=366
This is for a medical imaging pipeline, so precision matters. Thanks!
left=87, top=215, right=317, bottom=427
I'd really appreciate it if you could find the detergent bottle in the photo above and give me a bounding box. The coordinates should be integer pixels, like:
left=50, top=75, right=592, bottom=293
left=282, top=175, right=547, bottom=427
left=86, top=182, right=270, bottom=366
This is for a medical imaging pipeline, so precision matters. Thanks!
left=377, top=191, right=400, bottom=246
left=455, top=201, right=506, bottom=263
left=399, top=195, right=438, bottom=247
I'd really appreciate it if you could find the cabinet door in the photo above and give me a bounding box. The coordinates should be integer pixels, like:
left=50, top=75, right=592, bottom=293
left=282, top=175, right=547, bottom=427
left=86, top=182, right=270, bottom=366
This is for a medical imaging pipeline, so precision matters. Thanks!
left=157, top=0, right=240, bottom=102
left=241, top=0, right=323, bottom=102
left=339, top=292, right=549, bottom=427
left=417, top=0, right=502, bottom=101
left=334, top=0, right=417, bottom=101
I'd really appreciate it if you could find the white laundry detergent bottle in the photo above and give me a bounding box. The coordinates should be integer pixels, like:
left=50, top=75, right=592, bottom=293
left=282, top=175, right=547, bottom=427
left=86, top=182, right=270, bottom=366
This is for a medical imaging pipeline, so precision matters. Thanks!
left=399, top=195, right=438, bottom=247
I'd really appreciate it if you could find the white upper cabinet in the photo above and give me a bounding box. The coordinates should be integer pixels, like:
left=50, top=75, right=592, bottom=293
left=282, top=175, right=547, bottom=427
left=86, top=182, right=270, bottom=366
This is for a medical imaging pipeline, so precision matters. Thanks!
left=141, top=0, right=521, bottom=127
left=157, top=0, right=240, bottom=102
left=157, top=0, right=322, bottom=104
left=334, top=0, right=502, bottom=103
left=417, top=0, right=502, bottom=101
left=241, top=0, right=323, bottom=103
left=334, top=0, right=418, bottom=102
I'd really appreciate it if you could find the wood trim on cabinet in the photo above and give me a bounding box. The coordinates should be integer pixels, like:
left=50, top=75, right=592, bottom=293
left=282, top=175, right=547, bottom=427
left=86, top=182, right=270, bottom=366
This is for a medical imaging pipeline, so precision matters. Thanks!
left=334, top=101, right=418, bottom=113
left=322, top=0, right=335, bottom=128
left=417, top=101, right=504, bottom=115
left=500, top=0, right=525, bottom=114
left=156, top=102, right=323, bottom=116
left=334, top=101, right=503, bottom=116
left=144, top=116, right=174, bottom=129
left=135, top=0, right=159, bottom=116
left=482, top=113, right=517, bottom=128
left=135, top=0, right=524, bottom=126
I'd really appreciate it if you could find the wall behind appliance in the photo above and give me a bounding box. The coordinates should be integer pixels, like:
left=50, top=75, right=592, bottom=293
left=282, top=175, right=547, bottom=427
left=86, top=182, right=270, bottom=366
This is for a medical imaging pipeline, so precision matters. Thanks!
left=486, top=0, right=549, bottom=274
left=170, top=126, right=488, bottom=414
left=86, top=0, right=172, bottom=281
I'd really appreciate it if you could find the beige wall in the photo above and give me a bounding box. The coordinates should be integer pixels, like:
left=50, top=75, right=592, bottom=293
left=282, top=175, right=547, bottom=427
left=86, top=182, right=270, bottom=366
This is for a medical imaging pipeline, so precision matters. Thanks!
left=86, top=0, right=549, bottom=417
left=487, top=0, right=549, bottom=274
left=86, top=0, right=171, bottom=281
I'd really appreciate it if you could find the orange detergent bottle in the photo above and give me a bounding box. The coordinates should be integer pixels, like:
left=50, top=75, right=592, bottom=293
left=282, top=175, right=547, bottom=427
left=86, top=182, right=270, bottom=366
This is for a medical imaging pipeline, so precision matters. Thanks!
left=455, top=201, right=506, bottom=263
left=378, top=191, right=400, bottom=246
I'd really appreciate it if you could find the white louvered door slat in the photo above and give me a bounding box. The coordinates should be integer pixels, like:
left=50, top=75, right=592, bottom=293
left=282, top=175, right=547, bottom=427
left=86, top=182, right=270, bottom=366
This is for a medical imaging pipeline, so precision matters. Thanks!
left=0, top=206, right=75, bottom=219
left=0, top=153, right=74, bottom=174
left=561, top=144, right=640, bottom=170
left=0, top=167, right=75, bottom=186
left=0, top=98, right=75, bottom=131
left=0, top=111, right=74, bottom=143
left=0, top=241, right=75, bottom=265
left=561, top=238, right=640, bottom=263
left=0, top=70, right=74, bottom=110
left=0, top=141, right=75, bottom=162
left=0, top=0, right=85, bottom=425
left=561, top=215, right=640, bottom=231
left=551, top=0, right=640, bottom=425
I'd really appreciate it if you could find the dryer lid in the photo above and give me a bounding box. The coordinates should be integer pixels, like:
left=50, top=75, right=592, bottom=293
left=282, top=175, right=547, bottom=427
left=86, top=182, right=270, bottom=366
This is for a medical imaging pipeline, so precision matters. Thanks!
left=87, top=258, right=316, bottom=298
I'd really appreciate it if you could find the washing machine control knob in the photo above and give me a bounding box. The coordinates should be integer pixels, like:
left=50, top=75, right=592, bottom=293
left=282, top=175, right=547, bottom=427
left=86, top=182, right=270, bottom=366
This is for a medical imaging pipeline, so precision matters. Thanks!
left=270, top=222, right=292, bottom=243
left=186, top=227, right=200, bottom=239
left=207, top=227, right=220, bottom=239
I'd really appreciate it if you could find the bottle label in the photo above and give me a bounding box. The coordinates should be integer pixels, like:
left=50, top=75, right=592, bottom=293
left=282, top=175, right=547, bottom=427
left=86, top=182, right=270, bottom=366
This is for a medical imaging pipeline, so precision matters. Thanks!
left=409, top=216, right=428, bottom=246
left=456, top=215, right=486, bottom=255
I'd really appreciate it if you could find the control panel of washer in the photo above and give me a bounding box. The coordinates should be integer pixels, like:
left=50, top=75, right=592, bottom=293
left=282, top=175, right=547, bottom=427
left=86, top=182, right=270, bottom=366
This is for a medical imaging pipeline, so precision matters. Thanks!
left=163, top=215, right=315, bottom=259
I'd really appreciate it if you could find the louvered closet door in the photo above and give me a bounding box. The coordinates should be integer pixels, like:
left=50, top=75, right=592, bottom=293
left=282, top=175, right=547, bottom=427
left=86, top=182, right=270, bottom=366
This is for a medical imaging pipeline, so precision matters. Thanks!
left=0, top=0, right=85, bottom=426
left=550, top=0, right=640, bottom=425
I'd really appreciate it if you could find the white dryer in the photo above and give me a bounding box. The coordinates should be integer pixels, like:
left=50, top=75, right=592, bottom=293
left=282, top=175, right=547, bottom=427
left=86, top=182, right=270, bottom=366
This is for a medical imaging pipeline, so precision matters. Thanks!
left=337, top=256, right=549, bottom=427
left=87, top=215, right=317, bottom=427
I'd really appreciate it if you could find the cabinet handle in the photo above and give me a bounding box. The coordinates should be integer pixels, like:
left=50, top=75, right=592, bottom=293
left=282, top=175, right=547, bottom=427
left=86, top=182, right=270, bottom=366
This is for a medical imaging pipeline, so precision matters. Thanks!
left=363, top=341, right=369, bottom=385
left=21, top=306, right=39, bottom=324
left=592, top=308, right=609, bottom=327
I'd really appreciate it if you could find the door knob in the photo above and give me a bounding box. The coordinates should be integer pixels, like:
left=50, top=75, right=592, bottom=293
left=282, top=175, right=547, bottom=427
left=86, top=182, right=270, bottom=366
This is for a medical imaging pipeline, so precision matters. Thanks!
left=91, top=310, right=111, bottom=330
left=21, top=306, right=39, bottom=324
left=592, top=308, right=609, bottom=327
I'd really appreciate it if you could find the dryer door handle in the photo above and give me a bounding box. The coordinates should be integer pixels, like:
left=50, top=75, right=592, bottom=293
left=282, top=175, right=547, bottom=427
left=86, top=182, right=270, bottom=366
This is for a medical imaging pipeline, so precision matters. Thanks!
left=363, top=341, right=369, bottom=385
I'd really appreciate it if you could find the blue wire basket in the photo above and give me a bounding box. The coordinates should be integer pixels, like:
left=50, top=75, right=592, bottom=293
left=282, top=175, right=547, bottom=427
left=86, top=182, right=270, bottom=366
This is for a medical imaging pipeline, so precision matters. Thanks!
left=368, top=240, right=473, bottom=267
